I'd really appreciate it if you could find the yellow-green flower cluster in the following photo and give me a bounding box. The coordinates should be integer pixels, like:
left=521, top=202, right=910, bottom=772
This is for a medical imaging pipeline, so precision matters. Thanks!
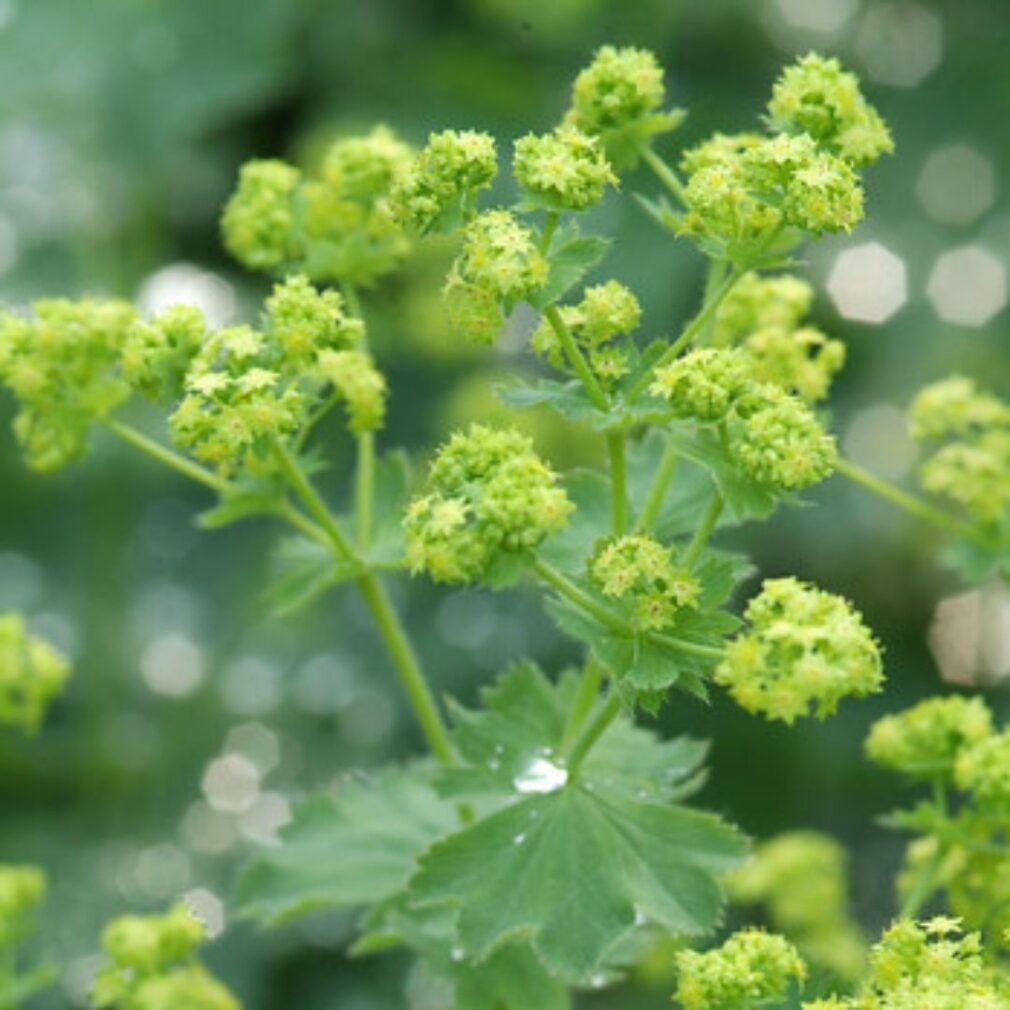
left=513, top=126, right=616, bottom=211
left=728, top=831, right=865, bottom=983
left=404, top=425, right=572, bottom=584
left=564, top=45, right=680, bottom=166
left=674, top=929, right=806, bottom=1010
left=442, top=210, right=548, bottom=345
left=92, top=903, right=238, bottom=1010
left=0, top=865, right=45, bottom=950
left=0, top=299, right=137, bottom=471
left=803, top=919, right=1005, bottom=1010
left=122, top=306, right=207, bottom=403
left=768, top=53, right=894, bottom=168
left=955, top=731, right=1010, bottom=810
left=590, top=534, right=700, bottom=633
left=717, top=577, right=883, bottom=724
left=909, top=376, right=1010, bottom=525
left=865, top=696, right=993, bottom=779
left=531, top=280, right=640, bottom=383
left=222, top=127, right=413, bottom=286
left=0, top=611, right=70, bottom=734
left=650, top=348, right=751, bottom=421
left=169, top=276, right=370, bottom=474
left=712, top=273, right=814, bottom=346
left=392, top=129, right=498, bottom=234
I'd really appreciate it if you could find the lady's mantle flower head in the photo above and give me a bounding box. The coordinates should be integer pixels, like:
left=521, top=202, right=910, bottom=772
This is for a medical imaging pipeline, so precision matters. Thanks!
left=513, top=125, right=616, bottom=211
left=122, top=305, right=207, bottom=404
left=442, top=210, right=548, bottom=345
left=92, top=903, right=238, bottom=1010
left=590, top=534, right=700, bottom=633
left=768, top=53, right=894, bottom=168
left=955, top=730, right=1010, bottom=809
left=650, top=348, right=752, bottom=421
left=674, top=928, right=806, bottom=1010
left=0, top=864, right=46, bottom=949
left=713, top=273, right=814, bottom=346
left=717, top=577, right=883, bottom=724
left=314, top=350, right=387, bottom=433
left=910, top=376, right=1010, bottom=442
left=392, top=129, right=498, bottom=234
left=221, top=160, right=303, bottom=272
left=734, top=384, right=837, bottom=491
left=0, top=612, right=70, bottom=734
left=0, top=299, right=137, bottom=471
left=404, top=424, right=572, bottom=585
left=531, top=279, right=640, bottom=383
left=564, top=46, right=680, bottom=166
left=866, top=696, right=993, bottom=779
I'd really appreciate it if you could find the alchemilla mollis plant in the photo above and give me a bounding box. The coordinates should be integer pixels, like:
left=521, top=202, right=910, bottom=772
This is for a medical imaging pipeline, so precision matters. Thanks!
left=3, top=46, right=1010, bottom=1009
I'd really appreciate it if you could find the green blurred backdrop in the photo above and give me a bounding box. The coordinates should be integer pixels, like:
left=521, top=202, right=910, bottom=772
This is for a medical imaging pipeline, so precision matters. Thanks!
left=1, top=0, right=1008, bottom=1006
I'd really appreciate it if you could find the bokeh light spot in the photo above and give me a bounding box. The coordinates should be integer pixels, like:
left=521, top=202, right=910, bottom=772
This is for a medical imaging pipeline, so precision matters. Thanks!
left=842, top=404, right=916, bottom=480
left=926, top=245, right=1006, bottom=327
left=916, top=144, right=995, bottom=226
left=854, top=1, right=943, bottom=87
left=136, top=262, right=236, bottom=327
left=827, top=241, right=908, bottom=323
left=140, top=631, right=205, bottom=698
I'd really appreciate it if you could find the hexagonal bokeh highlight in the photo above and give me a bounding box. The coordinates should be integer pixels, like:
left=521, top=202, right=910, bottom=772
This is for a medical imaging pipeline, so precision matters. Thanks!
left=827, top=241, right=908, bottom=323
left=854, top=1, right=943, bottom=87
left=773, top=0, right=859, bottom=34
left=917, top=145, right=996, bottom=226
left=926, top=245, right=1007, bottom=327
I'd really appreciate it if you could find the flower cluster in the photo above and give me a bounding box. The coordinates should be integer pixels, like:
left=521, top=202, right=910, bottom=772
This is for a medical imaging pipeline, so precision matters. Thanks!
left=222, top=126, right=414, bottom=286
left=650, top=348, right=751, bottom=421
left=442, top=210, right=548, bottom=345
left=315, top=349, right=387, bottom=433
left=392, top=129, right=498, bottom=234
left=767, top=53, right=894, bottom=168
left=531, top=279, right=641, bottom=383
left=803, top=919, right=1003, bottom=1010
left=404, top=425, right=571, bottom=584
left=0, top=611, right=70, bottom=734
left=563, top=45, right=681, bottom=166
left=0, top=299, right=137, bottom=471
left=92, top=904, right=238, bottom=1010
left=674, top=929, right=806, bottom=1010
left=865, top=695, right=993, bottom=779
left=590, top=534, right=700, bottom=633
left=909, top=376, right=1010, bottom=525
left=716, top=577, right=883, bottom=724
left=0, top=865, right=45, bottom=950
left=513, top=125, right=616, bottom=211
left=122, top=305, right=208, bottom=404
left=712, top=273, right=814, bottom=346
left=728, top=831, right=865, bottom=982
left=954, top=730, right=1010, bottom=809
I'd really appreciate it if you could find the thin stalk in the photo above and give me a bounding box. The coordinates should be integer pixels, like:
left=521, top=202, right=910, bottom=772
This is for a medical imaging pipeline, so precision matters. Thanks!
left=544, top=305, right=609, bottom=411
left=356, top=430, right=375, bottom=551
left=639, top=145, right=688, bottom=206
left=103, top=418, right=229, bottom=494
left=698, top=258, right=728, bottom=344
left=650, top=632, right=725, bottom=660
left=341, top=279, right=363, bottom=321
left=898, top=781, right=948, bottom=919
left=835, top=457, right=993, bottom=548
left=635, top=440, right=679, bottom=532
left=560, top=659, right=605, bottom=751
left=627, top=266, right=743, bottom=402
left=683, top=493, right=724, bottom=568
left=295, top=390, right=339, bottom=452
left=539, top=211, right=559, bottom=254
left=355, top=572, right=455, bottom=765
left=564, top=693, right=623, bottom=774
left=606, top=431, right=628, bottom=535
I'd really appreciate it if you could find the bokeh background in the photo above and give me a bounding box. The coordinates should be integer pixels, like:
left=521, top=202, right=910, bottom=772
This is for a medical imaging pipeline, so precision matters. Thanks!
left=1, top=0, right=1009, bottom=1006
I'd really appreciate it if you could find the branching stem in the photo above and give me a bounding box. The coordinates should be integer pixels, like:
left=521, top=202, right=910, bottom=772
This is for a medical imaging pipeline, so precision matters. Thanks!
left=606, top=431, right=627, bottom=535
left=544, top=305, right=609, bottom=411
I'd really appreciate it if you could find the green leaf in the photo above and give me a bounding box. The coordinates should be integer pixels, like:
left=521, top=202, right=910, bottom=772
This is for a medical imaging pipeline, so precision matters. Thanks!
left=495, top=378, right=603, bottom=425
left=527, top=235, right=611, bottom=311
left=197, top=481, right=285, bottom=529
left=263, top=535, right=357, bottom=617
left=939, top=534, right=1010, bottom=585
left=539, top=469, right=612, bottom=576
left=364, top=449, right=413, bottom=568
left=236, top=763, right=457, bottom=924
left=410, top=784, right=744, bottom=983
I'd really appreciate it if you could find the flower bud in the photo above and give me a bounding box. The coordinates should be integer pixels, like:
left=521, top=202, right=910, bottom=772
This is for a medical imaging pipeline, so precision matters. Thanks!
left=650, top=348, right=752, bottom=421
left=221, top=160, right=303, bottom=272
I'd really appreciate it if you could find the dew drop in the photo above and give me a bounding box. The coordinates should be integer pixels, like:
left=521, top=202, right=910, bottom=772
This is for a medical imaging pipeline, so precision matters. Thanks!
left=513, top=832, right=527, bottom=846
left=590, top=973, right=608, bottom=989
left=513, top=756, right=568, bottom=794
left=451, top=945, right=464, bottom=962
left=634, top=907, right=648, bottom=926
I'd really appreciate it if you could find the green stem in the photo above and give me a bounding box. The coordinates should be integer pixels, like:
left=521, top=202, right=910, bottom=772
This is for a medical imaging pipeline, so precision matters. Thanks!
left=544, top=305, right=609, bottom=411
left=356, top=430, right=375, bottom=551
left=698, top=258, right=728, bottom=344
left=564, top=693, right=623, bottom=774
left=341, top=279, right=364, bottom=322
left=560, top=659, right=605, bottom=751
left=683, top=493, right=724, bottom=568
left=635, top=440, right=679, bottom=532
left=835, top=457, right=993, bottom=548
left=639, top=145, right=688, bottom=206
left=355, top=572, right=455, bottom=765
left=539, top=211, right=559, bottom=254
left=627, top=266, right=743, bottom=402
left=103, top=418, right=229, bottom=494
left=606, top=431, right=627, bottom=535
left=295, top=390, right=339, bottom=452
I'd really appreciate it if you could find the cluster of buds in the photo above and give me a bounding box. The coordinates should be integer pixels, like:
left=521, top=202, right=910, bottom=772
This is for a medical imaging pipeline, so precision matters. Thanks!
left=0, top=611, right=70, bottom=734
left=222, top=126, right=414, bottom=286
left=716, top=577, right=883, bottom=723
left=404, top=425, right=571, bottom=584
left=92, top=904, right=238, bottom=1010
left=122, top=305, right=207, bottom=404
left=674, top=928, right=806, bottom=1010
left=954, top=730, right=1010, bottom=809
left=531, top=279, right=641, bottom=384
left=590, top=534, right=700, bottom=633
left=513, top=125, right=616, bottom=211
left=712, top=273, right=845, bottom=403
left=909, top=376, right=1010, bottom=525
left=650, top=348, right=751, bottom=421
